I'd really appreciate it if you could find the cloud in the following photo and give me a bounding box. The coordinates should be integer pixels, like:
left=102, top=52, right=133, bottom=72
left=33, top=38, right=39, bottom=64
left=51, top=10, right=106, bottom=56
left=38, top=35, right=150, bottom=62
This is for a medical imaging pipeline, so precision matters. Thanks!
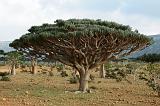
left=121, top=0, right=160, bottom=18
left=0, top=0, right=160, bottom=41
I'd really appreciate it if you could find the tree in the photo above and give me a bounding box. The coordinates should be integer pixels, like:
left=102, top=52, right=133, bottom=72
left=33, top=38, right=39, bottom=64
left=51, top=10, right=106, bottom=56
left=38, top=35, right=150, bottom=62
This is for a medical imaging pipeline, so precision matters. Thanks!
left=0, top=50, right=6, bottom=64
left=137, top=53, right=160, bottom=63
left=10, top=19, right=151, bottom=92
left=6, top=51, right=22, bottom=75
left=0, top=50, right=4, bottom=55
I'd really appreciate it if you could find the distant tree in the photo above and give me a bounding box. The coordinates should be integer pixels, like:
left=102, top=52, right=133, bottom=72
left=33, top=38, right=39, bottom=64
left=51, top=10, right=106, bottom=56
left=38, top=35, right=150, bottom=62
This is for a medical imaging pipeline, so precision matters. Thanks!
left=0, top=50, right=5, bottom=61
left=0, top=50, right=4, bottom=54
left=0, top=50, right=7, bottom=64
left=137, top=53, right=160, bottom=63
left=6, top=51, right=22, bottom=75
left=10, top=19, right=151, bottom=92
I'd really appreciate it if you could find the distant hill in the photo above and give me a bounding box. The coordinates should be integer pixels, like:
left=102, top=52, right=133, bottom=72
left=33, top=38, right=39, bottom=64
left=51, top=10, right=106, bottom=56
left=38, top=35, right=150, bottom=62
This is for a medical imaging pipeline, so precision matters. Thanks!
left=128, top=34, right=160, bottom=58
left=0, top=41, right=14, bottom=52
left=0, top=34, right=160, bottom=55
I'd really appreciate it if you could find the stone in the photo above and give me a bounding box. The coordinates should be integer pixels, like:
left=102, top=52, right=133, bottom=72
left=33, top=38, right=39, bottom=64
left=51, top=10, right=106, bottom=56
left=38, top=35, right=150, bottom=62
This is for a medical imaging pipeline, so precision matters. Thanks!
left=2, top=98, right=6, bottom=101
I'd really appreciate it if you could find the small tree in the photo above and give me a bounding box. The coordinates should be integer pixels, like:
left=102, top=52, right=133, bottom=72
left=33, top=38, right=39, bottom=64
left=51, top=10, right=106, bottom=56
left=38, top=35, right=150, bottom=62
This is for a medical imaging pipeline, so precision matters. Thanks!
left=6, top=51, right=22, bottom=75
left=10, top=19, right=151, bottom=92
left=0, top=50, right=6, bottom=64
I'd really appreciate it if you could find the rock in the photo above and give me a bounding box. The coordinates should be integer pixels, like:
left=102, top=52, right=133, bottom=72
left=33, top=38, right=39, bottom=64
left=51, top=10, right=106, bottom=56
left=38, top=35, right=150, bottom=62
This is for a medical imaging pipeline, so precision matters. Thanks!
left=87, top=89, right=92, bottom=93
left=2, top=98, right=6, bottom=101
left=25, top=91, right=29, bottom=95
left=74, top=91, right=81, bottom=94
left=65, top=91, right=69, bottom=93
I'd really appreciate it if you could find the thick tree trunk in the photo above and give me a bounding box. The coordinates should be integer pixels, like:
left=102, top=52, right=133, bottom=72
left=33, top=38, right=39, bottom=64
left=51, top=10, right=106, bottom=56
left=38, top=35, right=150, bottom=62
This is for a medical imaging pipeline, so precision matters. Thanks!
left=100, top=64, right=105, bottom=78
left=31, top=59, right=37, bottom=74
left=78, top=69, right=90, bottom=92
left=11, top=64, right=16, bottom=75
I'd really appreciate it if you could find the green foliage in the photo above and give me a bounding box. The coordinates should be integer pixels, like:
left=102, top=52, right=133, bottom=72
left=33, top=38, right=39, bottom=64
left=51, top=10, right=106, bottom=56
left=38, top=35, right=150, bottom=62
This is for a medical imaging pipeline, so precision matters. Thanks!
left=60, top=71, right=68, bottom=77
left=0, top=50, right=4, bottom=54
left=9, top=19, right=152, bottom=91
left=105, top=63, right=133, bottom=82
left=105, top=68, right=127, bottom=82
left=137, top=53, right=160, bottom=63
left=138, top=72, right=148, bottom=81
left=6, top=51, right=23, bottom=65
left=139, top=63, right=160, bottom=97
left=1, top=76, right=11, bottom=81
left=10, top=19, right=151, bottom=73
left=69, top=76, right=79, bottom=84
left=145, top=63, right=160, bottom=75
left=0, top=72, right=10, bottom=81
left=56, top=64, right=64, bottom=72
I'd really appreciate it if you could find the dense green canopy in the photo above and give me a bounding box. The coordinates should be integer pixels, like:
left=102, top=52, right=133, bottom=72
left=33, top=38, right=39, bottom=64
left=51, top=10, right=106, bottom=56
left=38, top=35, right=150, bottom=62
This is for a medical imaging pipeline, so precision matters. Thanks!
left=10, top=19, right=151, bottom=67
left=10, top=19, right=152, bottom=91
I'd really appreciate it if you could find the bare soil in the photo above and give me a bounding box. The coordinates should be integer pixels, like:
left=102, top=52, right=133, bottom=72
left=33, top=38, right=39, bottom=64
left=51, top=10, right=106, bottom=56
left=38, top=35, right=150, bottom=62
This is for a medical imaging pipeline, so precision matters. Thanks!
left=0, top=65, right=160, bottom=106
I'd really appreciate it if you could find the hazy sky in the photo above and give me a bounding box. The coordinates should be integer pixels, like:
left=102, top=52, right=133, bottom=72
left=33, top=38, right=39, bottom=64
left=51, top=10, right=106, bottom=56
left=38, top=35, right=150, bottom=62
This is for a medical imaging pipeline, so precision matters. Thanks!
left=0, top=0, right=160, bottom=41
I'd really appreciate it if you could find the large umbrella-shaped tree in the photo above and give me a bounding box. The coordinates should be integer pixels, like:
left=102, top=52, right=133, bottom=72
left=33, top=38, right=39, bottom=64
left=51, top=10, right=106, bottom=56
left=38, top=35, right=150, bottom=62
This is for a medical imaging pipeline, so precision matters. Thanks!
left=10, top=19, right=151, bottom=92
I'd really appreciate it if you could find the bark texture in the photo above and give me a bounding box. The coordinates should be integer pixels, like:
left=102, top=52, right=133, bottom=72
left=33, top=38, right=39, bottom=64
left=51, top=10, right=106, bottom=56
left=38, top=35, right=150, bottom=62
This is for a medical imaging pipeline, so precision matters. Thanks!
left=100, top=64, right=106, bottom=78
left=11, top=64, right=16, bottom=75
left=78, top=68, right=90, bottom=92
left=31, top=58, right=37, bottom=74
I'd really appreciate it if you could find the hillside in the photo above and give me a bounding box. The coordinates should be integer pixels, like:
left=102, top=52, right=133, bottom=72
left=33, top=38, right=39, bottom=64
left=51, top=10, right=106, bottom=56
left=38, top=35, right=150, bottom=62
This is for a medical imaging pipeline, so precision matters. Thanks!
left=128, top=34, right=160, bottom=58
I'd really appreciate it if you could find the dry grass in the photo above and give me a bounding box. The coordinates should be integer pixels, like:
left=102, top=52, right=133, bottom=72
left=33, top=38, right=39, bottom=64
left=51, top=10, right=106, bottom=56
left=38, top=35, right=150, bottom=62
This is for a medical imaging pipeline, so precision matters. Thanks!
left=0, top=65, right=160, bottom=106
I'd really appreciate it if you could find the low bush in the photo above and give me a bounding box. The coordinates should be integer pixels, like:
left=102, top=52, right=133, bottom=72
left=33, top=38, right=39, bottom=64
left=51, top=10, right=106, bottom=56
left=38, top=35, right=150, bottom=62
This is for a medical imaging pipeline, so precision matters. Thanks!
left=1, top=76, right=11, bottom=81
left=106, top=68, right=128, bottom=82
left=49, top=71, right=54, bottom=76
left=69, top=76, right=79, bottom=84
left=56, top=64, right=64, bottom=72
left=61, top=71, right=68, bottom=77
left=0, top=72, right=9, bottom=77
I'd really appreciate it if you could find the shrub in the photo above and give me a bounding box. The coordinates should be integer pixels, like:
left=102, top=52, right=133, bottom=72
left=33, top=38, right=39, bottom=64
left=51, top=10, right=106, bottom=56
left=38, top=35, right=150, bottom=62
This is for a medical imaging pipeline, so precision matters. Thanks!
left=69, top=76, right=78, bottom=84
left=138, top=63, right=160, bottom=97
left=61, top=71, right=68, bottom=77
left=56, top=64, right=64, bottom=72
left=105, top=68, right=128, bottom=82
left=137, top=53, right=160, bottom=63
left=138, top=72, right=148, bottom=81
left=49, top=71, right=54, bottom=76
left=1, top=76, right=11, bottom=81
left=0, top=72, right=9, bottom=77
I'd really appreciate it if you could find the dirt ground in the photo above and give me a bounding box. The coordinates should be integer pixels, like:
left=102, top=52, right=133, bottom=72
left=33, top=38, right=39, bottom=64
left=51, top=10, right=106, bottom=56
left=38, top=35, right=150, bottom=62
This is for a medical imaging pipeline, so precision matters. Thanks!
left=0, top=65, right=160, bottom=106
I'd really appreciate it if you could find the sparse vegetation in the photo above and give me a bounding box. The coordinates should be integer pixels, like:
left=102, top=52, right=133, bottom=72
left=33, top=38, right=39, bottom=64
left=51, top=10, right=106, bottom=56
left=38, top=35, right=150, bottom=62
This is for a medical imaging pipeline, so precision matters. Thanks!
left=10, top=19, right=151, bottom=92
left=0, top=19, right=155, bottom=106
left=69, top=76, right=79, bottom=84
